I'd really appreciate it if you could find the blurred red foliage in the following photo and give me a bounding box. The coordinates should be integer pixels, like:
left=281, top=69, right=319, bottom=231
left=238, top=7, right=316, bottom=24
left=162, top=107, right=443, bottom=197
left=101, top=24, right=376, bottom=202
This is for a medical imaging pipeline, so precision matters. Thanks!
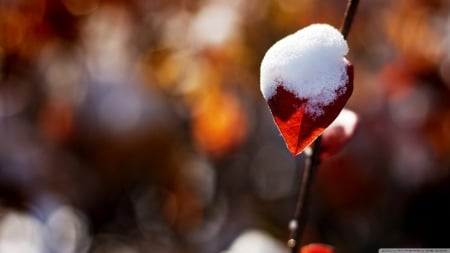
left=300, top=243, right=334, bottom=253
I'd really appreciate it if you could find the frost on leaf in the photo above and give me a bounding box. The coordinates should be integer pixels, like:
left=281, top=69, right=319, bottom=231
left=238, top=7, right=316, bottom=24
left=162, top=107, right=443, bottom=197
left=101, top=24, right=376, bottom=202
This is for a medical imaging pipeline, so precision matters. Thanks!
left=260, top=24, right=353, bottom=156
left=320, top=108, right=359, bottom=159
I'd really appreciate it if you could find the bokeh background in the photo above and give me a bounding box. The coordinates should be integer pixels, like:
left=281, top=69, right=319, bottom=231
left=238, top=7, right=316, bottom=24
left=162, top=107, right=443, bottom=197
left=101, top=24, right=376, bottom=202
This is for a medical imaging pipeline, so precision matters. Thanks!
left=1, top=0, right=450, bottom=252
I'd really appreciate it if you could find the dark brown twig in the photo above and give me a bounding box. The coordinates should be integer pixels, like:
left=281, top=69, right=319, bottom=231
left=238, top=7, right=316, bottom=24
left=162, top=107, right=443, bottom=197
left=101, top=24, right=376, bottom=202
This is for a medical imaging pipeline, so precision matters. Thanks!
left=288, top=138, right=322, bottom=253
left=287, top=1, right=359, bottom=252
left=340, top=0, right=360, bottom=39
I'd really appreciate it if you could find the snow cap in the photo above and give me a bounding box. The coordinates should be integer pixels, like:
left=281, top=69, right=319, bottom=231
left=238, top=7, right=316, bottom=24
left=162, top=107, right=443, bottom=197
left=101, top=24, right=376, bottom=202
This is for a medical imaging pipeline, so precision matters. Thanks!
left=260, top=24, right=349, bottom=116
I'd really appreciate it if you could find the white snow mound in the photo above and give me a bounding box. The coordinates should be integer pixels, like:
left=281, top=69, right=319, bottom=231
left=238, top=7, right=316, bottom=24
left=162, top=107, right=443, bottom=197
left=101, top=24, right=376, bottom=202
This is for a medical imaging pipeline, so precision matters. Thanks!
left=260, top=24, right=349, bottom=116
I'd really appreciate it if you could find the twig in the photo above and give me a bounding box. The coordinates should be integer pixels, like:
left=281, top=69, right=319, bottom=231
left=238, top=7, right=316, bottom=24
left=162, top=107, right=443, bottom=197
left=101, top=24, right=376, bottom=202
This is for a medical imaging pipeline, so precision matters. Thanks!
left=340, top=0, right=360, bottom=39
left=288, top=138, right=322, bottom=253
left=287, top=1, right=359, bottom=252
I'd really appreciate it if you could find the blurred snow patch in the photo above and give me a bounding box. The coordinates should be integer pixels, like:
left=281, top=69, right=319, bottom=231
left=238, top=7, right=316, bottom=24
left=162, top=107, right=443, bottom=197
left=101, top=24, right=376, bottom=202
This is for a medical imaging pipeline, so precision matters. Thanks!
left=45, top=206, right=91, bottom=253
left=0, top=212, right=44, bottom=253
left=223, top=230, right=287, bottom=253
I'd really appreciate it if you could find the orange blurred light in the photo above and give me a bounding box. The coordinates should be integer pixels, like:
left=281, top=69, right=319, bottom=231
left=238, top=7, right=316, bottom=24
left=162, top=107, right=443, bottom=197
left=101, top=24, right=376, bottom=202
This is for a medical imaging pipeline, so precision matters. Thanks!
left=384, top=0, right=446, bottom=73
left=192, top=90, right=248, bottom=158
left=0, top=0, right=46, bottom=53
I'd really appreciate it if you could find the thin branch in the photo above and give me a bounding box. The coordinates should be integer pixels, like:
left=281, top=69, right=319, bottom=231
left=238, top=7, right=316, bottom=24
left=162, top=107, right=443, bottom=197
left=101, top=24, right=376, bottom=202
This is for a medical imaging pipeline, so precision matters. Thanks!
left=288, top=138, right=322, bottom=253
left=340, top=0, right=360, bottom=39
left=287, top=1, right=359, bottom=252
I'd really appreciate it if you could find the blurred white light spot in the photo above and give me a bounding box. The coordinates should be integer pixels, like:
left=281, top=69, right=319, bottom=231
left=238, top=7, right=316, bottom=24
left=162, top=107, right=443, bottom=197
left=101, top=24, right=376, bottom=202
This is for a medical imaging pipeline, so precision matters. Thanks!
left=0, top=212, right=44, bottom=253
left=223, top=230, right=287, bottom=253
left=189, top=3, right=239, bottom=47
left=288, top=220, right=297, bottom=231
left=82, top=6, right=134, bottom=83
left=45, top=206, right=90, bottom=253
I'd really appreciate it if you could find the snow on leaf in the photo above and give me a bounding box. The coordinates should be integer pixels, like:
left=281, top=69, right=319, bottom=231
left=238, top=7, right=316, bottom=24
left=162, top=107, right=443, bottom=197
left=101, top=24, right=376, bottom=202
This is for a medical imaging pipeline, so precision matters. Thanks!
left=260, top=24, right=353, bottom=156
left=320, top=108, right=359, bottom=159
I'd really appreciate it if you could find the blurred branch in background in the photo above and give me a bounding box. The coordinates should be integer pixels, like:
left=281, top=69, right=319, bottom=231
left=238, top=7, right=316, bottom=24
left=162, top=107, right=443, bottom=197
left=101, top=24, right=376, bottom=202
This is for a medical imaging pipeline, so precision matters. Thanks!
left=0, top=0, right=450, bottom=252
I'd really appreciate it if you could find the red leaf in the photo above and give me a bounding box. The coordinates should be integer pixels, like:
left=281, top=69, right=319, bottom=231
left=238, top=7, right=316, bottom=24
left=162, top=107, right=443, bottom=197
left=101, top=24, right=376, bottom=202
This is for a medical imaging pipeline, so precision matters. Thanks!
left=300, top=243, right=334, bottom=253
left=267, top=63, right=353, bottom=156
left=320, top=108, right=359, bottom=159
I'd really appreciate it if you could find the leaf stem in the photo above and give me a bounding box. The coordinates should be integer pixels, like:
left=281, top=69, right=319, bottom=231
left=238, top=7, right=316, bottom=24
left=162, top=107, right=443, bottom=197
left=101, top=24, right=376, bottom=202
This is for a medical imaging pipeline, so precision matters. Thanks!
left=287, top=1, right=359, bottom=252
